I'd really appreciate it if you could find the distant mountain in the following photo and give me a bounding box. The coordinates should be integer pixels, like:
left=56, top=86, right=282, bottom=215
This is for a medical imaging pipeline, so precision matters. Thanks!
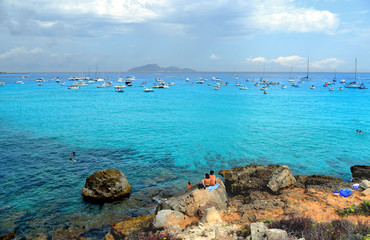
left=127, top=64, right=196, bottom=73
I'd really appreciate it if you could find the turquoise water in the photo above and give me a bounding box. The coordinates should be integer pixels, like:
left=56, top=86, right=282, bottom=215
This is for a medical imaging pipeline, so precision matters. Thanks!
left=0, top=72, right=369, bottom=238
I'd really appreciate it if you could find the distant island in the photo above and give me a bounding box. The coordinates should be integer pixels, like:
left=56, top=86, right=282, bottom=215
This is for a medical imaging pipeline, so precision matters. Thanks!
left=127, top=64, right=196, bottom=73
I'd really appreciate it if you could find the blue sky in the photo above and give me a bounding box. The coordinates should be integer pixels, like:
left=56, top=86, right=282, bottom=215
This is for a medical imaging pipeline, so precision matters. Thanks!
left=0, top=0, right=369, bottom=72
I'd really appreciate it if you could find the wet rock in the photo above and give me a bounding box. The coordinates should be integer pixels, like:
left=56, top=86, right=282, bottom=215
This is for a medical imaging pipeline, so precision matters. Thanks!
left=0, top=232, right=15, bottom=240
left=219, top=164, right=281, bottom=196
left=267, top=165, right=296, bottom=194
left=109, top=214, right=155, bottom=240
left=359, top=179, right=370, bottom=189
left=82, top=169, right=131, bottom=202
left=159, top=178, right=227, bottom=217
left=350, top=165, right=370, bottom=181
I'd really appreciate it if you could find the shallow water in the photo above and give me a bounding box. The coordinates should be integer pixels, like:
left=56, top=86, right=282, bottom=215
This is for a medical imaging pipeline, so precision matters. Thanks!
left=0, top=72, right=369, bottom=238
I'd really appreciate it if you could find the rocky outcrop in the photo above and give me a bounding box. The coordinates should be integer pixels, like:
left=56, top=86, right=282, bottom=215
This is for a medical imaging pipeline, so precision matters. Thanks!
left=108, top=214, right=155, bottom=240
left=159, top=178, right=227, bottom=217
left=296, top=175, right=344, bottom=191
left=267, top=165, right=296, bottom=193
left=250, top=222, right=290, bottom=240
left=218, top=164, right=296, bottom=196
left=359, top=179, right=370, bottom=189
left=82, top=169, right=131, bottom=202
left=350, top=165, right=370, bottom=181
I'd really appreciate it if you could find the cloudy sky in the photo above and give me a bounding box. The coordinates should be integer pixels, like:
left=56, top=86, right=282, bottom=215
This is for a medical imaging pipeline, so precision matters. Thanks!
left=0, top=0, right=369, bottom=72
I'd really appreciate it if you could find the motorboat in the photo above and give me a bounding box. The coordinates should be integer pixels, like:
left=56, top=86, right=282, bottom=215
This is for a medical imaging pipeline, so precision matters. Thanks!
left=345, top=81, right=361, bottom=88
left=185, top=77, right=190, bottom=82
left=38, top=83, right=43, bottom=86
left=339, top=87, right=343, bottom=91
left=359, top=83, right=368, bottom=89
left=281, top=85, right=287, bottom=89
left=115, top=87, right=124, bottom=92
left=68, top=85, right=80, bottom=89
left=114, top=85, right=126, bottom=89
left=144, top=88, right=154, bottom=92
left=310, top=85, right=315, bottom=89
left=239, top=86, right=248, bottom=90
left=16, top=81, right=24, bottom=84
left=263, top=90, right=268, bottom=94
left=340, top=79, right=346, bottom=83
left=329, top=87, right=334, bottom=91
left=0, top=82, right=5, bottom=86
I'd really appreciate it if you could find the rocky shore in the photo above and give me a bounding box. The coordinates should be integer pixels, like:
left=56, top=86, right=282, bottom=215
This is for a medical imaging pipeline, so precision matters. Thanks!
left=1, top=165, right=368, bottom=240
left=103, top=164, right=369, bottom=240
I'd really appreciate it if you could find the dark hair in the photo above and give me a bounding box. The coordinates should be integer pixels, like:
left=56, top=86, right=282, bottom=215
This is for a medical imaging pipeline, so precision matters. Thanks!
left=205, top=173, right=210, bottom=179
left=188, top=181, right=191, bottom=185
left=210, top=170, right=214, bottom=175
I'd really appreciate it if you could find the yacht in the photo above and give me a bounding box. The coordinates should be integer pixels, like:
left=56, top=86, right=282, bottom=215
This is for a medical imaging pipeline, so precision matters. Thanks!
left=144, top=88, right=154, bottom=92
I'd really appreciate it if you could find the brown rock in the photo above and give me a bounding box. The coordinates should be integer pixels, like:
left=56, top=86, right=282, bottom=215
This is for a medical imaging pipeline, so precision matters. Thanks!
left=362, top=188, right=370, bottom=196
left=0, top=232, right=15, bottom=240
left=109, top=214, right=155, bottom=240
left=351, top=165, right=370, bottom=181
left=82, top=169, right=131, bottom=202
left=267, top=165, right=296, bottom=193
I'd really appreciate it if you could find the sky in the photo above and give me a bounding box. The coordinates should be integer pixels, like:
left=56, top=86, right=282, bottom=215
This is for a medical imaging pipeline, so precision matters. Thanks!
left=0, top=0, right=370, bottom=73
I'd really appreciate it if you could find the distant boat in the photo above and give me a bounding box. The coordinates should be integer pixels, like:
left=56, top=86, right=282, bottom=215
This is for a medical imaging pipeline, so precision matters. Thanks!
left=289, top=66, right=294, bottom=82
left=340, top=79, right=346, bottom=83
left=239, top=86, right=248, bottom=90
left=115, top=87, right=124, bottom=92
left=144, top=88, right=154, bottom=92
left=0, top=82, right=5, bottom=86
left=281, top=85, right=287, bottom=89
left=329, top=87, right=334, bottom=91
left=68, top=85, right=80, bottom=89
left=16, top=81, right=24, bottom=84
left=263, top=90, right=268, bottom=94
left=345, top=58, right=361, bottom=88
left=185, top=77, right=190, bottom=82
left=117, top=77, right=124, bottom=82
left=301, top=58, right=311, bottom=81
left=333, top=68, right=337, bottom=82
left=339, top=87, right=343, bottom=91
left=114, top=85, right=126, bottom=89
left=310, top=85, right=315, bottom=89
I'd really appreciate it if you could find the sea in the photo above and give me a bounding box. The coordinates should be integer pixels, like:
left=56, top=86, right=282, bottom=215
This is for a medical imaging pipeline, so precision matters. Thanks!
left=0, top=72, right=369, bottom=239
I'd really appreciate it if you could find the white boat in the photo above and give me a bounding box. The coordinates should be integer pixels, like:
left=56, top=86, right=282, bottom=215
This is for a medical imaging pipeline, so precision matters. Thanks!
left=144, top=88, right=154, bottom=92
left=36, top=78, right=45, bottom=82
left=345, top=58, right=361, bottom=88
left=329, top=87, right=334, bottom=91
left=97, top=82, right=112, bottom=88
left=214, top=85, right=219, bottom=90
left=95, top=78, right=104, bottom=82
left=339, top=87, right=344, bottom=91
left=38, top=83, right=43, bottom=86
left=21, top=75, right=29, bottom=79
left=301, top=58, right=311, bottom=81
left=16, top=81, right=24, bottom=84
left=310, top=85, right=315, bottom=89
left=126, top=76, right=136, bottom=81
left=281, top=85, right=287, bottom=89
left=115, top=87, right=124, bottom=92
left=340, top=79, right=346, bottom=83
left=117, top=77, right=124, bottom=82
left=185, top=77, right=190, bottom=82
left=114, top=85, right=126, bottom=89
left=263, top=90, right=268, bottom=94
left=239, top=86, right=248, bottom=90
left=68, top=85, right=80, bottom=89
left=74, top=82, right=88, bottom=87
left=0, top=82, right=5, bottom=86
left=196, top=79, right=204, bottom=84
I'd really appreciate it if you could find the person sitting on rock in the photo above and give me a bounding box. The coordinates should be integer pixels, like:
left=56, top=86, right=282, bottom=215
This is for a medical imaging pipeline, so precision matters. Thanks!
left=202, top=173, right=210, bottom=189
left=209, top=170, right=216, bottom=186
left=187, top=181, right=191, bottom=190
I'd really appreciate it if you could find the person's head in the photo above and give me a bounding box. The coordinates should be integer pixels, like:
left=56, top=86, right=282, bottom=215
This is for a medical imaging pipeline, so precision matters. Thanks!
left=205, top=173, right=210, bottom=179
left=210, top=170, right=214, bottom=175
left=188, top=181, right=191, bottom=185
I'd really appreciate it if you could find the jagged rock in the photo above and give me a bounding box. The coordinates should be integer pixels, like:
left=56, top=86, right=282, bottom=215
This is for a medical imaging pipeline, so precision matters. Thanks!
left=359, top=179, right=370, bottom=189
left=109, top=214, right=154, bottom=240
left=153, top=210, right=183, bottom=229
left=200, top=207, right=223, bottom=224
left=159, top=178, right=227, bottom=217
left=267, top=165, right=296, bottom=193
left=362, top=188, right=370, bottom=196
left=350, top=165, right=370, bottom=181
left=82, top=169, right=131, bottom=202
left=250, top=222, right=267, bottom=240
left=219, top=164, right=281, bottom=196
left=265, top=229, right=288, bottom=240
left=297, top=175, right=343, bottom=190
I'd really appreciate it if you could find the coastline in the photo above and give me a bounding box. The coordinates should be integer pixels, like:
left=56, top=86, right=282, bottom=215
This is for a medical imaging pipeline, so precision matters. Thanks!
left=3, top=164, right=368, bottom=240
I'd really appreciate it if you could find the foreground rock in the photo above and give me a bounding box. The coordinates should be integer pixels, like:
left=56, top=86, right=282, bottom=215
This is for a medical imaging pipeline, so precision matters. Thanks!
left=82, top=169, right=131, bottom=202
left=351, top=165, right=370, bottom=181
left=218, top=164, right=296, bottom=196
left=107, top=214, right=155, bottom=240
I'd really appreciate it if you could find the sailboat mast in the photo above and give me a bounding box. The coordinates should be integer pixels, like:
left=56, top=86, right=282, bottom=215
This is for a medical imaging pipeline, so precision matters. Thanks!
left=307, top=58, right=309, bottom=78
left=355, top=58, right=357, bottom=81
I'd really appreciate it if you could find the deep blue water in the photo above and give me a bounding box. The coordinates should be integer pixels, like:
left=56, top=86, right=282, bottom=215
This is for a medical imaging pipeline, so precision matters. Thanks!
left=0, top=72, right=369, bottom=238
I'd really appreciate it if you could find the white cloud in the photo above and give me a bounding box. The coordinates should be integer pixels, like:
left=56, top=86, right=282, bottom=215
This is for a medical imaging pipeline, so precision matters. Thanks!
left=248, top=0, right=339, bottom=34
left=272, top=56, right=306, bottom=66
left=210, top=54, right=222, bottom=60
left=246, top=57, right=266, bottom=63
left=311, top=58, right=343, bottom=69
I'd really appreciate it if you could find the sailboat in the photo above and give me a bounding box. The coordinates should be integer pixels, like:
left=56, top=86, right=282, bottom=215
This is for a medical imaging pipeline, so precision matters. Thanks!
left=288, top=66, right=294, bottom=82
left=301, top=58, right=311, bottom=81
left=345, top=58, right=361, bottom=88
left=333, top=68, right=337, bottom=82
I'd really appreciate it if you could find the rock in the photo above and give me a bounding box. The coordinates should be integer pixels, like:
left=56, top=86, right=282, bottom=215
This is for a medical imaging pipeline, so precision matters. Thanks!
left=362, top=188, right=370, bottom=196
left=265, top=229, right=288, bottom=240
left=159, top=178, right=227, bottom=217
left=359, top=179, right=370, bottom=189
left=250, top=222, right=267, bottom=240
left=82, top=169, right=131, bottom=202
left=32, top=235, right=48, bottom=240
left=200, top=207, right=223, bottom=224
left=297, top=175, right=343, bottom=190
left=0, top=232, right=15, bottom=240
left=219, top=164, right=281, bottom=196
left=153, top=210, right=183, bottom=229
left=109, top=214, right=154, bottom=240
left=267, top=165, right=296, bottom=193
left=350, top=165, right=370, bottom=181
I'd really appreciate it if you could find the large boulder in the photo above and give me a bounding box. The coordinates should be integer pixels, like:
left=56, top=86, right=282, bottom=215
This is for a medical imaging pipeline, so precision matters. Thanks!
left=351, top=165, right=370, bottom=181
left=82, top=169, right=131, bottom=202
left=267, top=165, right=296, bottom=193
left=218, top=164, right=295, bottom=196
left=360, top=180, right=370, bottom=189
left=159, top=178, right=227, bottom=217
